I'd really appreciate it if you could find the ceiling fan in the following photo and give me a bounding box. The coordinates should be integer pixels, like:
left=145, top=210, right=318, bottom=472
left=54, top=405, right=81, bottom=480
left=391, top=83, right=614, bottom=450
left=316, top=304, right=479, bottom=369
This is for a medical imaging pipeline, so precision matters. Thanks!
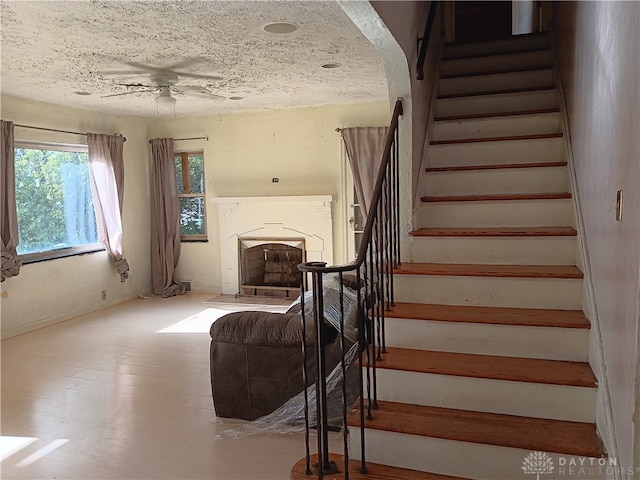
left=98, top=60, right=226, bottom=111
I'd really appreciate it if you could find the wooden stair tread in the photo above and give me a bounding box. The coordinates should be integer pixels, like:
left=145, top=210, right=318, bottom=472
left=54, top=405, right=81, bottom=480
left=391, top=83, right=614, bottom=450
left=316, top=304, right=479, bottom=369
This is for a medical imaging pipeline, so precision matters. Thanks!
left=410, top=226, right=576, bottom=237
left=426, top=161, right=567, bottom=172
left=434, top=108, right=559, bottom=122
left=393, top=263, right=583, bottom=279
left=347, top=401, right=606, bottom=458
left=386, top=303, right=589, bottom=329
left=377, top=347, right=596, bottom=387
left=291, top=454, right=471, bottom=480
left=441, top=64, right=553, bottom=80
left=443, top=43, right=549, bottom=61
left=438, top=85, right=555, bottom=100
left=430, top=133, right=563, bottom=146
left=444, top=32, right=548, bottom=48
left=421, top=192, right=571, bottom=202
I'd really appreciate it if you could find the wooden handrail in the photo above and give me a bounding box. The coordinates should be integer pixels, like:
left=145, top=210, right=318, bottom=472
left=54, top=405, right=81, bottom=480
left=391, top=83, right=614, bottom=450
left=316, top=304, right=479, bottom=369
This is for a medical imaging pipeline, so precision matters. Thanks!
left=297, top=99, right=403, bottom=479
left=417, top=1, right=439, bottom=81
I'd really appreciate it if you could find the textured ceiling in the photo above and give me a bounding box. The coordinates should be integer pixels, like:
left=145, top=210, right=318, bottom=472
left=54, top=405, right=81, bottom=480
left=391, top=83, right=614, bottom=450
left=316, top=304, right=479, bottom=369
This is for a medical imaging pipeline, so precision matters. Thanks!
left=0, top=1, right=388, bottom=118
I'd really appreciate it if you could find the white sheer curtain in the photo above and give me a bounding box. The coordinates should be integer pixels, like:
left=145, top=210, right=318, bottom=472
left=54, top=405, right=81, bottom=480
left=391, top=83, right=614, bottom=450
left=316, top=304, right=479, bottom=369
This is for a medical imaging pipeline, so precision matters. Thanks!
left=1, top=120, right=22, bottom=282
left=87, top=133, right=129, bottom=281
left=150, top=138, right=184, bottom=297
left=340, top=127, right=389, bottom=217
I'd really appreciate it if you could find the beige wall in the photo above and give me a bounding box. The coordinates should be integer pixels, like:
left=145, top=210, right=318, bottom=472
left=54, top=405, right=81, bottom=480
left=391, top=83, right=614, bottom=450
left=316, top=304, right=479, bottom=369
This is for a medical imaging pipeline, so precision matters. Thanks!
left=0, top=95, right=152, bottom=337
left=371, top=0, right=442, bottom=202
left=148, top=101, right=389, bottom=292
left=1, top=97, right=389, bottom=334
left=553, top=1, right=640, bottom=470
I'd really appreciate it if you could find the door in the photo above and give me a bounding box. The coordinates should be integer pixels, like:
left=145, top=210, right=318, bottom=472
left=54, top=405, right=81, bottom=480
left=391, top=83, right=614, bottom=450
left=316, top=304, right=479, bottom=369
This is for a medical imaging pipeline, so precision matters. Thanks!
left=454, top=1, right=513, bottom=43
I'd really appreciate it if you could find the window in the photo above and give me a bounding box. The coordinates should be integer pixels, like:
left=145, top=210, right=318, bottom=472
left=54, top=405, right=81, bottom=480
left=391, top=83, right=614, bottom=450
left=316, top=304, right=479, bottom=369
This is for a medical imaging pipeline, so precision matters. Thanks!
left=14, top=142, right=102, bottom=261
left=174, top=151, right=207, bottom=241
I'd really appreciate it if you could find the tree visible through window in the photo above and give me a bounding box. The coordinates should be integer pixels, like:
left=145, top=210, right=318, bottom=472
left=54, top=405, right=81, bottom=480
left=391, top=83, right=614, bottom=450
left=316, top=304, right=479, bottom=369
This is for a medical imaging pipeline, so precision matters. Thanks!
left=14, top=145, right=101, bottom=258
left=175, top=151, right=207, bottom=240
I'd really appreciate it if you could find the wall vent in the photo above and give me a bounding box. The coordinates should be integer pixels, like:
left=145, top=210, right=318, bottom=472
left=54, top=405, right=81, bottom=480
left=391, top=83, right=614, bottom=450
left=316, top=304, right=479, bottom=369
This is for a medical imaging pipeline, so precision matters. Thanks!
left=181, top=281, right=192, bottom=292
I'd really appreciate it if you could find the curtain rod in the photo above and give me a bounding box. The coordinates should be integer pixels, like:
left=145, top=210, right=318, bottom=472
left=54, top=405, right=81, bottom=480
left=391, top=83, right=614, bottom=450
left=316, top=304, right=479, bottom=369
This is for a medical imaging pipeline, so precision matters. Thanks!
left=14, top=124, right=127, bottom=141
left=335, top=127, right=342, bottom=133
left=176, top=136, right=208, bottom=142
left=148, top=136, right=208, bottom=144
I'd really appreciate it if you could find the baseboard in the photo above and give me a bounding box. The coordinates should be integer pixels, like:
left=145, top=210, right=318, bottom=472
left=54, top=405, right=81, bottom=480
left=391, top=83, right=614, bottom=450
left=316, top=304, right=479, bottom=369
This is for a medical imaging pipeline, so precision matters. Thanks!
left=548, top=23, right=620, bottom=477
left=0, top=292, right=139, bottom=340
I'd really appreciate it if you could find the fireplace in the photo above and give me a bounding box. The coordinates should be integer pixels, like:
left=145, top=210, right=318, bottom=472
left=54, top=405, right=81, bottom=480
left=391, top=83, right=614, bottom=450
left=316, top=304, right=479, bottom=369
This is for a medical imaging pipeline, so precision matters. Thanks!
left=214, top=195, right=333, bottom=296
left=238, top=239, right=305, bottom=298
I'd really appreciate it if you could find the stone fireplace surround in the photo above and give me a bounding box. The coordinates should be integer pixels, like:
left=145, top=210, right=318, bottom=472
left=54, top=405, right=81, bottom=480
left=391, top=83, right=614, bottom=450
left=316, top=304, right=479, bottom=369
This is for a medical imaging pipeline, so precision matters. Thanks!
left=215, top=196, right=333, bottom=296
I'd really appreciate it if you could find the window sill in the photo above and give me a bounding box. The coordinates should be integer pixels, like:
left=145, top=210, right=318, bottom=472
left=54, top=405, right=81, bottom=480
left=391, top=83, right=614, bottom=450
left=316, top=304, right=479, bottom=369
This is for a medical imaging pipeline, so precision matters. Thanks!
left=180, top=237, right=208, bottom=243
left=19, top=244, right=105, bottom=264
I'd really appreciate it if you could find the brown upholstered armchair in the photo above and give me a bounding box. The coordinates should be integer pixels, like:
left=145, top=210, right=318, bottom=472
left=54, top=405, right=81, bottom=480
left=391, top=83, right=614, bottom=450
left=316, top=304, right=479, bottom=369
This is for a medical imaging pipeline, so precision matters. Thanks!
left=209, top=277, right=360, bottom=421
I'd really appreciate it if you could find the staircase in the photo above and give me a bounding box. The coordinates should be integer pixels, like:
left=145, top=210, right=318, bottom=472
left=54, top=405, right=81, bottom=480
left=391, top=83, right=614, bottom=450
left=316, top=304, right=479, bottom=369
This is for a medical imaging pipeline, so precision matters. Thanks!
left=344, top=34, right=606, bottom=479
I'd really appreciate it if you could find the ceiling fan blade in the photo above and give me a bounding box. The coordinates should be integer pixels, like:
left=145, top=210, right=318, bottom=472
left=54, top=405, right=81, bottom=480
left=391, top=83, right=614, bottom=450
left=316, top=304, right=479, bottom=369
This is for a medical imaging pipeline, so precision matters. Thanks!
left=121, top=60, right=165, bottom=72
left=172, top=86, right=225, bottom=100
left=165, top=57, right=209, bottom=71
left=116, top=82, right=153, bottom=88
left=101, top=89, right=156, bottom=98
left=175, top=72, right=224, bottom=81
left=91, top=69, right=149, bottom=76
left=172, top=85, right=210, bottom=94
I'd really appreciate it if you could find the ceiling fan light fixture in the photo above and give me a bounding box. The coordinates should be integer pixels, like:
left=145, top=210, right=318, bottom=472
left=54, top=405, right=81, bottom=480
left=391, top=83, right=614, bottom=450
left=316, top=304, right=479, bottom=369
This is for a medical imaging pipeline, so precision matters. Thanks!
left=156, top=94, right=176, bottom=108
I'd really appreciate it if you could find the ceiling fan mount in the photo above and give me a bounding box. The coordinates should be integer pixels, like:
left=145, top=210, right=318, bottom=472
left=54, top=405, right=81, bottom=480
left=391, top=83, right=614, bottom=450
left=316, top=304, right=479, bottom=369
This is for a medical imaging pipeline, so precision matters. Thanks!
left=149, top=70, right=180, bottom=87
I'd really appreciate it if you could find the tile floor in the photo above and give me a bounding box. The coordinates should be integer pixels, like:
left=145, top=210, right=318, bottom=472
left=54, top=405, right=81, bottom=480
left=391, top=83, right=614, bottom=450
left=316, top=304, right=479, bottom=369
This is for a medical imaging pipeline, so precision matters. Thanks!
left=1, top=293, right=330, bottom=480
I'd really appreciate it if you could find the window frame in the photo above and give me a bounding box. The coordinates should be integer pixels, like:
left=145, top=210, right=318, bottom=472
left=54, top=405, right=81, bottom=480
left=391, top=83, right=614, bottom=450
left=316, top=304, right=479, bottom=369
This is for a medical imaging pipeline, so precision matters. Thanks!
left=13, top=140, right=104, bottom=263
left=175, top=150, right=208, bottom=242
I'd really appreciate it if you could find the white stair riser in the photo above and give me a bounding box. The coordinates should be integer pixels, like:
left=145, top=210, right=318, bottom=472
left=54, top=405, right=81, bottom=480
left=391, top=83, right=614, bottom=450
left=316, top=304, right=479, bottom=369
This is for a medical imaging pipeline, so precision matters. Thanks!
left=410, top=236, right=577, bottom=265
left=375, top=370, right=596, bottom=422
left=444, top=35, right=550, bottom=60
left=442, top=50, right=553, bottom=77
left=436, top=89, right=559, bottom=117
left=432, top=113, right=561, bottom=142
left=439, top=69, right=554, bottom=97
left=416, top=199, right=575, bottom=228
left=424, top=167, right=569, bottom=196
left=350, top=430, right=607, bottom=480
left=385, top=317, right=588, bottom=361
left=393, top=275, right=582, bottom=310
left=428, top=137, right=564, bottom=168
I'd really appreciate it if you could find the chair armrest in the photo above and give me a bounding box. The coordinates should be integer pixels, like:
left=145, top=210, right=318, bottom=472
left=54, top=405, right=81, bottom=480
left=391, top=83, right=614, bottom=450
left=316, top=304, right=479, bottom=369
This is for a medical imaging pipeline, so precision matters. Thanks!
left=210, top=311, right=306, bottom=347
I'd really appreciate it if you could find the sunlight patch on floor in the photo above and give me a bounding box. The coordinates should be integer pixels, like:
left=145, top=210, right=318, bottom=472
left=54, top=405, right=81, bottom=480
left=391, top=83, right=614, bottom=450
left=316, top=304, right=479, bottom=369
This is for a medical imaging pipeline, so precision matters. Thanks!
left=0, top=436, right=37, bottom=462
left=156, top=303, right=291, bottom=334
left=14, top=439, right=69, bottom=467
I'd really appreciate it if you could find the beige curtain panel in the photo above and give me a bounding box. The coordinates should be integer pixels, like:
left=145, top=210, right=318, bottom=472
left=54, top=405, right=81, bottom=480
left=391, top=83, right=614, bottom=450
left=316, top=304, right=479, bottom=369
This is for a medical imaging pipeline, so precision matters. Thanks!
left=340, top=126, right=389, bottom=218
left=87, top=133, right=129, bottom=282
left=150, top=138, right=184, bottom=297
left=1, top=120, right=22, bottom=282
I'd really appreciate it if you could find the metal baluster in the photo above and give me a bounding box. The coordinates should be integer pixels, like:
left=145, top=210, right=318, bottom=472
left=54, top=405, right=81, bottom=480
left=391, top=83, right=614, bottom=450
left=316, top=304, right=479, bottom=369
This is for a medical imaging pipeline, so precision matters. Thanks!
left=392, top=124, right=402, bottom=266
left=356, top=267, right=367, bottom=474
left=338, top=273, right=349, bottom=480
left=366, top=241, right=374, bottom=420
left=372, top=216, right=380, bottom=410
left=313, top=269, right=337, bottom=478
left=300, top=282, right=312, bottom=475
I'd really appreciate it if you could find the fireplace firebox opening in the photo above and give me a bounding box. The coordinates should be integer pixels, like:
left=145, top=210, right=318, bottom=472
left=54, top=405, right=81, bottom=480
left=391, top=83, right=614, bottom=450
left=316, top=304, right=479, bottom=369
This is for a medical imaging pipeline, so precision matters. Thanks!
left=238, top=238, right=305, bottom=298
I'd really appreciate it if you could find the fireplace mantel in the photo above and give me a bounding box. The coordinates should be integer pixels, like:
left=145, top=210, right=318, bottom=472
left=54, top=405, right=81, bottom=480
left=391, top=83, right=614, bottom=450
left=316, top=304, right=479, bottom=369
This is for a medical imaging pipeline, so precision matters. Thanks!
left=214, top=195, right=333, bottom=295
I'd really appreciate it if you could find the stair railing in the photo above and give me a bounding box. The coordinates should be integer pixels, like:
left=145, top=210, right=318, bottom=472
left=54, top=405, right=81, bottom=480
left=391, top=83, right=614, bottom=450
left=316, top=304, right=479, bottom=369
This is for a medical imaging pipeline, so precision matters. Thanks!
left=298, top=98, right=403, bottom=479
left=417, top=1, right=440, bottom=81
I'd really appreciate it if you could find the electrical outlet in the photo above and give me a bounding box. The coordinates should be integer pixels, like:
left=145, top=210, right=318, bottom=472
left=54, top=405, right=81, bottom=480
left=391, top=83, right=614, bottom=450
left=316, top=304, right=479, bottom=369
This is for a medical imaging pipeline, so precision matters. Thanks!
left=101, top=290, right=107, bottom=301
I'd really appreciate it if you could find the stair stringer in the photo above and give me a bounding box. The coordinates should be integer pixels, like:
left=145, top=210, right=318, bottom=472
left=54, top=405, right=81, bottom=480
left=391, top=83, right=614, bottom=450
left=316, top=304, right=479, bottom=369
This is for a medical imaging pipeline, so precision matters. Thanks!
left=548, top=25, right=620, bottom=474
left=411, top=32, right=446, bottom=262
